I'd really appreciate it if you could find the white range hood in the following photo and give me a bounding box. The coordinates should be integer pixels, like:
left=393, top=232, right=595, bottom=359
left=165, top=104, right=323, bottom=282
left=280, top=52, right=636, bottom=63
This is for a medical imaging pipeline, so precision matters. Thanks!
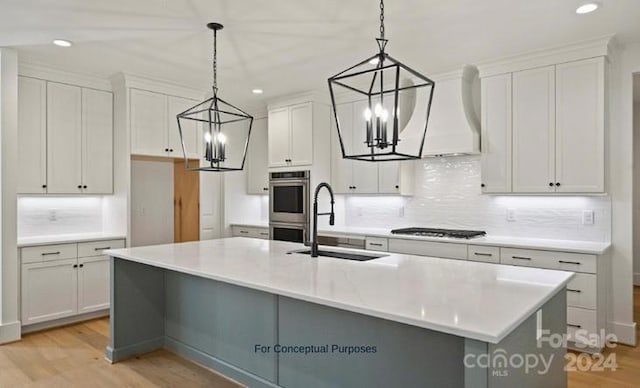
left=422, top=65, right=481, bottom=157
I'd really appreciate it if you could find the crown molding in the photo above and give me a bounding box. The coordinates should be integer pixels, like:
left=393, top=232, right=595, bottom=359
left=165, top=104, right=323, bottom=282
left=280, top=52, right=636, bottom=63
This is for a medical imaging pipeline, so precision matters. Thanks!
left=267, top=90, right=330, bottom=110
left=110, top=72, right=207, bottom=101
left=18, top=61, right=112, bottom=91
left=477, top=35, right=614, bottom=78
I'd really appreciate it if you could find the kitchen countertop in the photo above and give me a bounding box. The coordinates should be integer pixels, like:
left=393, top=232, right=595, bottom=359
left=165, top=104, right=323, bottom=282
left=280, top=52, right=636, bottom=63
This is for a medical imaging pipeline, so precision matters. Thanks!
left=106, top=237, right=573, bottom=344
left=18, top=233, right=127, bottom=248
left=229, top=222, right=610, bottom=255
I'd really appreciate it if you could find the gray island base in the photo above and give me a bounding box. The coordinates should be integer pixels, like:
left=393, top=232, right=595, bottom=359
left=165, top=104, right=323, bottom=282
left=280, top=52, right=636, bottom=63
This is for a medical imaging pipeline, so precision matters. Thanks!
left=106, top=257, right=567, bottom=388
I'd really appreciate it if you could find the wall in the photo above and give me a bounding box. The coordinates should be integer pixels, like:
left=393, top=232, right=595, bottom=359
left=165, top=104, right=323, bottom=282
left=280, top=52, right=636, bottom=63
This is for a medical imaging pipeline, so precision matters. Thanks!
left=17, top=196, right=104, bottom=237
left=633, top=83, right=640, bottom=286
left=130, top=159, right=174, bottom=247
left=342, top=156, right=611, bottom=241
left=223, top=168, right=268, bottom=234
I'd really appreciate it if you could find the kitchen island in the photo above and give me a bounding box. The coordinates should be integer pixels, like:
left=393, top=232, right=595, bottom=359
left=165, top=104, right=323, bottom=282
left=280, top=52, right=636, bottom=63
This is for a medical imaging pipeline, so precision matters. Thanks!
left=106, top=237, right=572, bottom=388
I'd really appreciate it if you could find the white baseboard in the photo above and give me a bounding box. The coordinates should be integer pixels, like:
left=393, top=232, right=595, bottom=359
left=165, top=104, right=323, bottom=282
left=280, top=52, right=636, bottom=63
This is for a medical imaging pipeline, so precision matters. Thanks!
left=610, top=320, right=637, bottom=346
left=21, top=310, right=109, bottom=334
left=634, top=272, right=640, bottom=286
left=0, top=320, right=21, bottom=344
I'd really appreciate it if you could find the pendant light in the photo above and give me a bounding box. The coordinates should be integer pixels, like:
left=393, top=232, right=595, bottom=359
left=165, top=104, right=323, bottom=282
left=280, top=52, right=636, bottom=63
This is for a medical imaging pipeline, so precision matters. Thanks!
left=328, top=0, right=435, bottom=162
left=177, top=22, right=254, bottom=171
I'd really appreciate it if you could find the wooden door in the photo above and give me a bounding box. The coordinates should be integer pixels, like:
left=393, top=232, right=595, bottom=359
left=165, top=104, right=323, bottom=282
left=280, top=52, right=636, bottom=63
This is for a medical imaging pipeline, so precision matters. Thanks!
left=174, top=161, right=200, bottom=242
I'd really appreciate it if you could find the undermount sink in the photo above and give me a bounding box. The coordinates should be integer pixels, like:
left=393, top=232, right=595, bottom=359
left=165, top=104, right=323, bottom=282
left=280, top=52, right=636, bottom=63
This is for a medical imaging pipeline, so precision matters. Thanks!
left=289, top=249, right=387, bottom=262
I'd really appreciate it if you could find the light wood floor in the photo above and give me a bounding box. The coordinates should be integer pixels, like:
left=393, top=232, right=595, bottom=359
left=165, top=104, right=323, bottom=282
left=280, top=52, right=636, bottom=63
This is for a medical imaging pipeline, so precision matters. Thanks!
left=1, top=289, right=638, bottom=387
left=0, top=318, right=242, bottom=387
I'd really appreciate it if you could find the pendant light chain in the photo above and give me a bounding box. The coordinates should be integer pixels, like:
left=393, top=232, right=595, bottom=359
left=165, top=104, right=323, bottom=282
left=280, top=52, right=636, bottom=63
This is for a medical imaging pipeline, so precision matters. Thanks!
left=379, top=0, right=385, bottom=40
left=212, top=28, right=218, bottom=93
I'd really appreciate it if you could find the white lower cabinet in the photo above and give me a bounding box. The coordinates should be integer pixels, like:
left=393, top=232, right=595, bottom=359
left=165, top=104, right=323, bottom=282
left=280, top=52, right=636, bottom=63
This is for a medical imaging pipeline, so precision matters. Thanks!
left=77, top=256, right=110, bottom=313
left=20, top=239, right=125, bottom=327
left=21, top=258, right=78, bottom=325
left=231, top=226, right=270, bottom=239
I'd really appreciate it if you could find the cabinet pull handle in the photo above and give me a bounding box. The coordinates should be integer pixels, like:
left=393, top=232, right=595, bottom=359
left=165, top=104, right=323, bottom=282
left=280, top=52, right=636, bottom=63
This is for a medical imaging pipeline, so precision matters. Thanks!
left=567, top=289, right=582, bottom=293
left=369, top=243, right=383, bottom=247
left=567, top=323, right=582, bottom=329
left=260, top=232, right=269, bottom=236
left=512, top=256, right=531, bottom=260
left=41, top=251, right=61, bottom=256
left=239, top=231, right=249, bottom=234
left=559, top=260, right=581, bottom=265
left=94, top=247, right=111, bottom=251
left=263, top=187, right=269, bottom=191
left=474, top=252, right=493, bottom=257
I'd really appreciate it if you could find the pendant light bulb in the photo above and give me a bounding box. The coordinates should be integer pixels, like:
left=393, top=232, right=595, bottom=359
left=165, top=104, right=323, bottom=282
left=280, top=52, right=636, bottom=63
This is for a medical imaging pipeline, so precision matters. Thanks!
left=374, top=103, right=383, bottom=117
left=217, top=133, right=227, bottom=144
left=380, top=109, right=389, bottom=122
left=364, top=108, right=373, bottom=121
left=204, top=132, right=212, bottom=143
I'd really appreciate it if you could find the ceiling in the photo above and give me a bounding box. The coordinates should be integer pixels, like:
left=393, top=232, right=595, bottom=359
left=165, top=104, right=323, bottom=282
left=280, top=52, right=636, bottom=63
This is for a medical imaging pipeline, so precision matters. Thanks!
left=3, top=0, right=640, bottom=108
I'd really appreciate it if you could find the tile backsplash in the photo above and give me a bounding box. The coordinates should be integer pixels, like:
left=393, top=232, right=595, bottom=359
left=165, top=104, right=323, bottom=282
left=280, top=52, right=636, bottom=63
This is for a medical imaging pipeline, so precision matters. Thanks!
left=18, top=196, right=105, bottom=237
left=343, top=156, right=611, bottom=242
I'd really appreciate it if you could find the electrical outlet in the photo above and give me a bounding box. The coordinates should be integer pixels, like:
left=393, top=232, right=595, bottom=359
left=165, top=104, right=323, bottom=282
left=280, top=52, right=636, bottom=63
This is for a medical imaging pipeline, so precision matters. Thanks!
left=506, top=208, right=516, bottom=222
left=398, top=206, right=405, bottom=217
left=48, top=209, right=58, bottom=222
left=582, top=210, right=595, bottom=225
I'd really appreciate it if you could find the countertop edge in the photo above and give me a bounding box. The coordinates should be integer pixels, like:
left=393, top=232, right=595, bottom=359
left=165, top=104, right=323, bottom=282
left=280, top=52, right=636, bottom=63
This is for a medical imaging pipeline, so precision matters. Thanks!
left=18, top=234, right=127, bottom=248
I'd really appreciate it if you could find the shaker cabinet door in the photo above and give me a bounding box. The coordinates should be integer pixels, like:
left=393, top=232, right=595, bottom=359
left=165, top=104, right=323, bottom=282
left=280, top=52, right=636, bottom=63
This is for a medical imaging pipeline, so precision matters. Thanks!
left=18, top=77, right=47, bottom=194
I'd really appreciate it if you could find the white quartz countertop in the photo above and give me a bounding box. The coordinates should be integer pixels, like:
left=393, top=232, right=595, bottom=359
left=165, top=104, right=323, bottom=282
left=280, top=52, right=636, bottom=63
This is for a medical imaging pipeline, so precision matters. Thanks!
left=230, top=222, right=610, bottom=255
left=106, top=237, right=573, bottom=344
left=18, top=233, right=126, bottom=248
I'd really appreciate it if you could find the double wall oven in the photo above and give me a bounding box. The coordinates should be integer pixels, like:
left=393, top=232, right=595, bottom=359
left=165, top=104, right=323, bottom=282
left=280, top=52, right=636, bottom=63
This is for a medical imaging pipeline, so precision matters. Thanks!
left=269, top=171, right=310, bottom=243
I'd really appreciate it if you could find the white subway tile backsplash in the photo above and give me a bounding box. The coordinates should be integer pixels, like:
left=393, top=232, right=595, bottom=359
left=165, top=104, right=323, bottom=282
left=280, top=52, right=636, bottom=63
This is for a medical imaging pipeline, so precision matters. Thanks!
left=343, top=156, right=610, bottom=242
left=18, top=196, right=105, bottom=237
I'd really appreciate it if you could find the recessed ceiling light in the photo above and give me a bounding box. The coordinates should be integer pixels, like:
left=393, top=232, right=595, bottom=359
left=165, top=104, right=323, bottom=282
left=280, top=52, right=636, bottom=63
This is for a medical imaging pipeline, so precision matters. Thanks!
left=52, top=39, right=72, bottom=47
left=252, top=89, right=263, bottom=94
left=576, top=3, right=599, bottom=14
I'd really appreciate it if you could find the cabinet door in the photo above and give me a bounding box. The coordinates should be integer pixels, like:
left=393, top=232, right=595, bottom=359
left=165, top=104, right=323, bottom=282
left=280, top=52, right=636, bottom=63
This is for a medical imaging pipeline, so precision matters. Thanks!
left=18, top=77, right=47, bottom=194
left=480, top=74, right=512, bottom=193
left=331, top=103, right=354, bottom=194
left=82, top=88, right=113, bottom=194
left=512, top=66, right=556, bottom=193
left=555, top=58, right=605, bottom=193
left=351, top=100, right=379, bottom=193
left=78, top=256, right=110, bottom=313
left=47, top=82, right=82, bottom=194
left=168, top=95, right=200, bottom=159
left=288, top=102, right=314, bottom=166
left=268, top=107, right=290, bottom=167
left=21, top=258, right=78, bottom=325
left=378, top=162, right=400, bottom=194
left=247, top=118, right=270, bottom=194
left=130, top=89, right=168, bottom=157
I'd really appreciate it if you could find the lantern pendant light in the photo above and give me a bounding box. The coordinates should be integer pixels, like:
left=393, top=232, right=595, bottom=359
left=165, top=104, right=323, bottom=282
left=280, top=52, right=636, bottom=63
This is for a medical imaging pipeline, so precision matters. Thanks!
left=328, top=0, right=435, bottom=162
left=177, top=22, right=254, bottom=171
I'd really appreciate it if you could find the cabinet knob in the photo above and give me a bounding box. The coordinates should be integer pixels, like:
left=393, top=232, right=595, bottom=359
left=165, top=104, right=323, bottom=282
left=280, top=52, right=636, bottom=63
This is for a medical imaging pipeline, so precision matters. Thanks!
left=169, top=149, right=174, bottom=152
left=83, top=185, right=87, bottom=189
left=77, top=185, right=82, bottom=189
left=480, top=183, right=485, bottom=188
left=555, top=182, right=561, bottom=187
left=73, top=264, right=78, bottom=268
left=263, top=187, right=268, bottom=191
left=395, top=185, right=399, bottom=189
left=79, top=264, right=84, bottom=268
left=165, top=148, right=169, bottom=152
left=549, top=182, right=554, bottom=187
left=42, top=184, right=47, bottom=189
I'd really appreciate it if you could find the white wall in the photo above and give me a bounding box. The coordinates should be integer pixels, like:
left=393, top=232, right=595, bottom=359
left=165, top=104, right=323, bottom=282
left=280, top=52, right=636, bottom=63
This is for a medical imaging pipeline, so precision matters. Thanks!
left=223, top=168, right=268, bottom=235
left=341, top=156, right=611, bottom=241
left=130, top=159, right=174, bottom=247
left=634, top=94, right=640, bottom=286
left=17, top=196, right=104, bottom=237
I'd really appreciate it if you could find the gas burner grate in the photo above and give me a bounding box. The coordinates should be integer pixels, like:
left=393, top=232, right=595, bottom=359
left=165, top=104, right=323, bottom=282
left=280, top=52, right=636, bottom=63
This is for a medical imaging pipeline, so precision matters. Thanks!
left=390, top=227, right=486, bottom=239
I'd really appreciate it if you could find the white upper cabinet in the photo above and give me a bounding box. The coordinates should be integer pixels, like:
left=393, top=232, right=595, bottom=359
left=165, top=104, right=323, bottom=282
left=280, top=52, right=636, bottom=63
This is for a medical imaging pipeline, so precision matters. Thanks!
left=167, top=95, right=200, bottom=159
left=480, top=73, right=512, bottom=193
left=268, top=103, right=313, bottom=167
left=82, top=88, right=113, bottom=194
left=480, top=56, right=606, bottom=194
left=18, top=77, right=47, bottom=194
left=267, top=107, right=290, bottom=167
left=512, top=66, right=556, bottom=193
left=246, top=118, right=269, bottom=194
left=330, top=103, right=354, bottom=193
left=47, top=82, right=83, bottom=194
left=555, top=57, right=605, bottom=193
left=130, top=88, right=168, bottom=157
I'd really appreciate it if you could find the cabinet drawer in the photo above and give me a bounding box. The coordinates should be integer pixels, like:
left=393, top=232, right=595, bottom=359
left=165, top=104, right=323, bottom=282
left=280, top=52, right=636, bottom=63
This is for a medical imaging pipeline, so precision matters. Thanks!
left=467, top=245, right=500, bottom=263
left=567, top=307, right=597, bottom=345
left=365, top=237, right=388, bottom=251
left=566, top=273, right=597, bottom=310
left=21, top=243, right=77, bottom=264
left=500, top=248, right=596, bottom=273
left=388, top=239, right=467, bottom=260
left=78, top=239, right=125, bottom=258
left=232, top=226, right=269, bottom=239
